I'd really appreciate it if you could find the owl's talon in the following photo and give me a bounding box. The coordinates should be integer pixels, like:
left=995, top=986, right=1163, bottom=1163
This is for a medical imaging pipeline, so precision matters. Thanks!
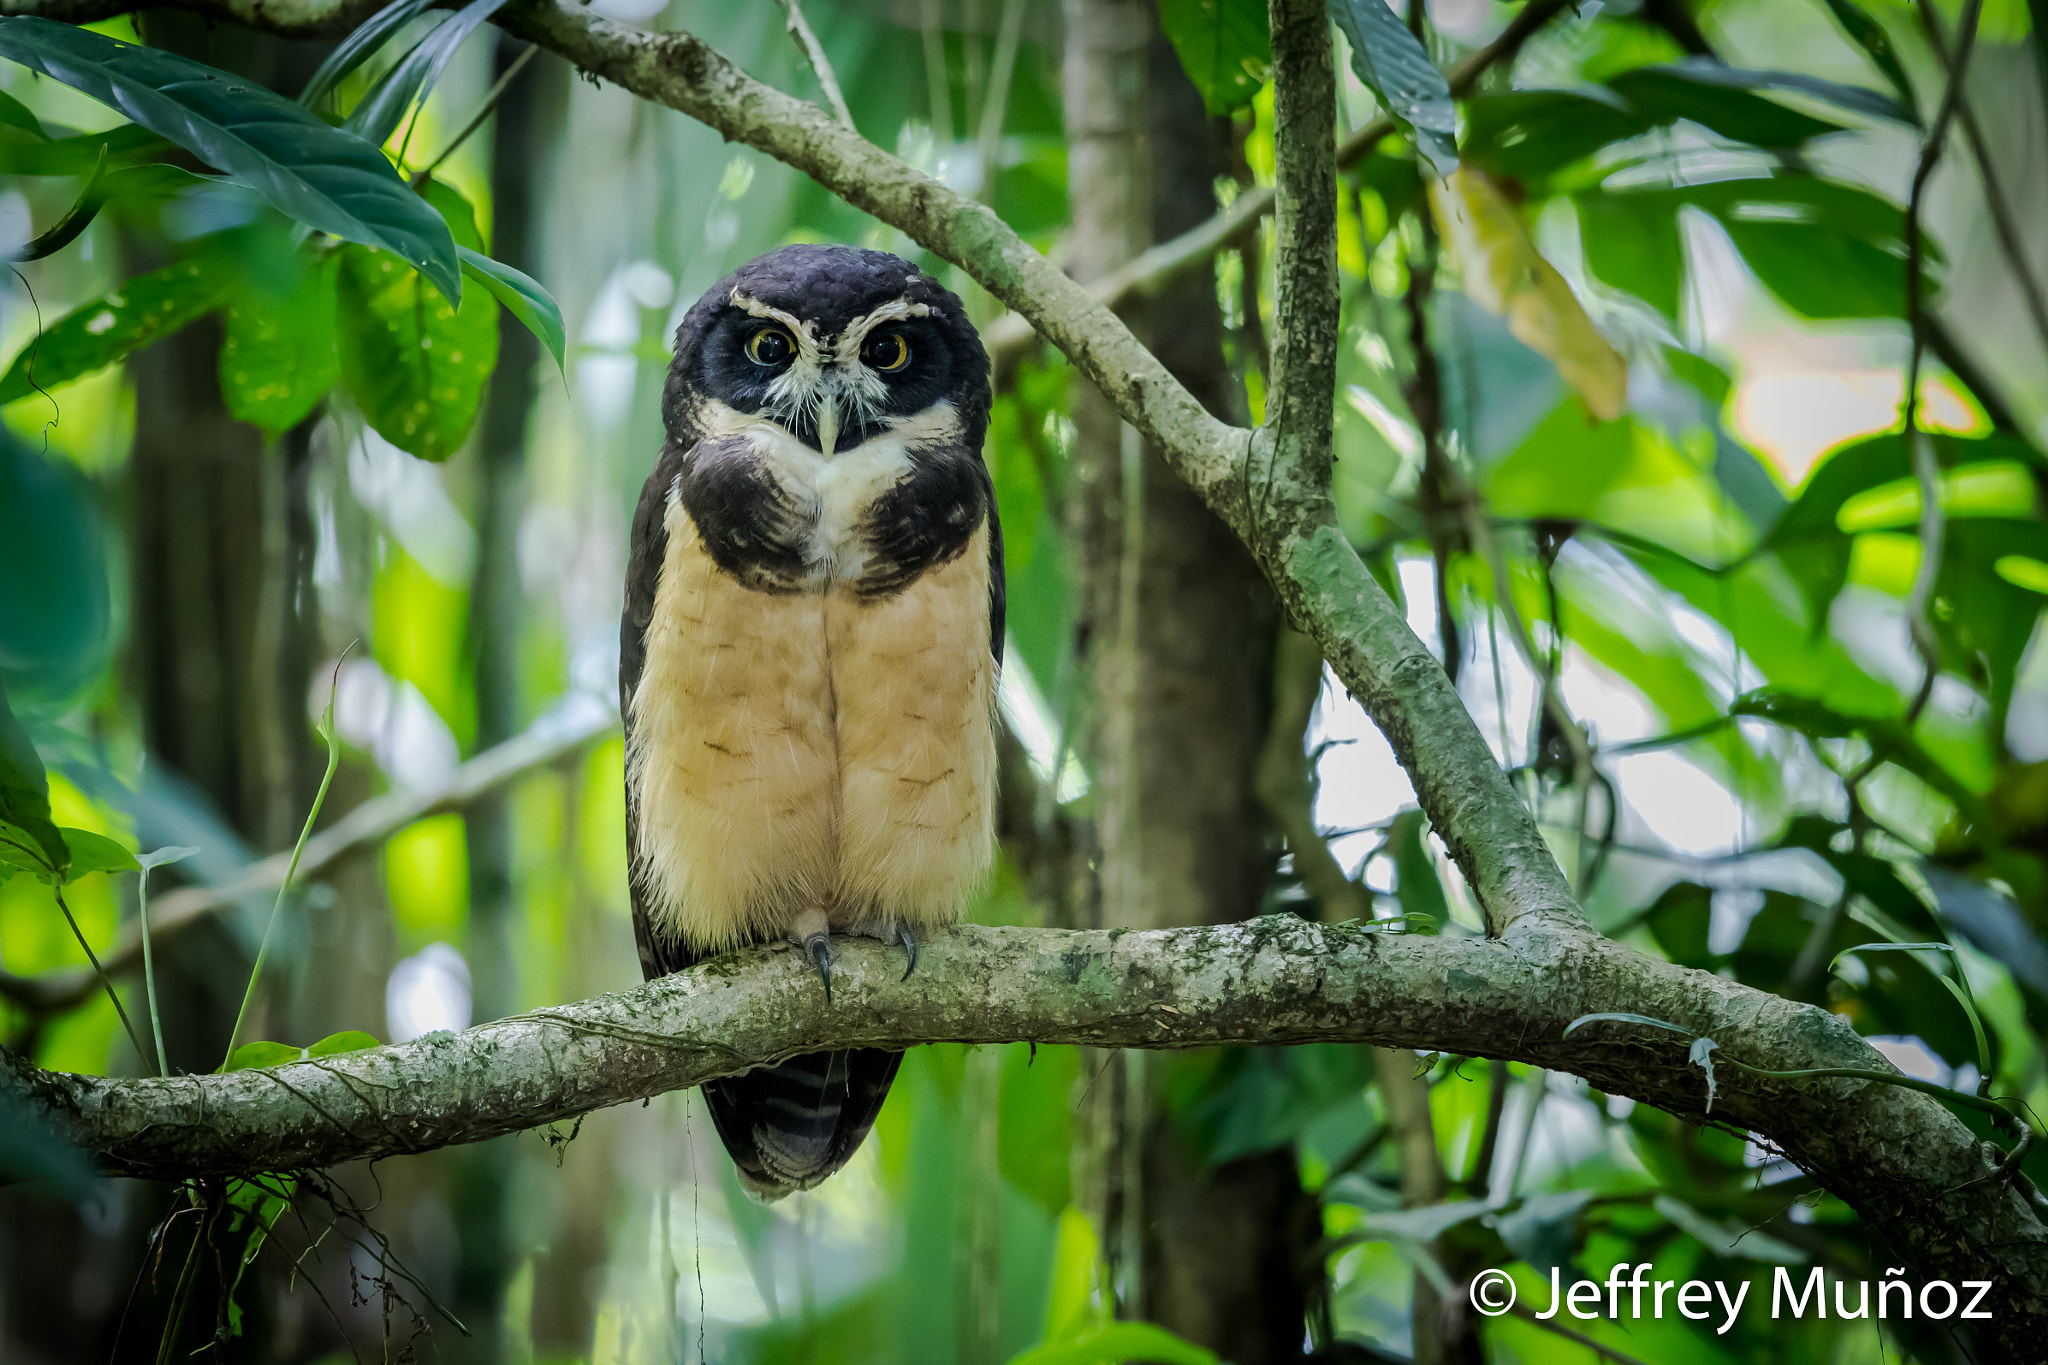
left=899, top=926, right=919, bottom=982
left=805, top=933, right=834, bottom=1003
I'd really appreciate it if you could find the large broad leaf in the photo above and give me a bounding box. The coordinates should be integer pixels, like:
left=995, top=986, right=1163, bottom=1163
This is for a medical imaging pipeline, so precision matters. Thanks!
left=1577, top=174, right=1935, bottom=323
left=221, top=254, right=340, bottom=438
left=1464, top=88, right=1641, bottom=182
left=0, top=259, right=231, bottom=406
left=336, top=245, right=498, bottom=462
left=1605, top=66, right=1848, bottom=148
left=0, top=679, right=65, bottom=877
left=1648, top=56, right=1910, bottom=126
left=1329, top=0, right=1457, bottom=175
left=1431, top=167, right=1626, bottom=420
left=0, top=17, right=460, bottom=303
left=1158, top=0, right=1270, bottom=116
left=345, top=0, right=511, bottom=149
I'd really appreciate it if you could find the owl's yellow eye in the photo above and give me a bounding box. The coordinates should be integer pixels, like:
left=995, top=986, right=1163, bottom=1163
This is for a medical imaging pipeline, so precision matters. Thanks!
left=746, top=328, right=793, bottom=366
left=863, top=331, right=910, bottom=372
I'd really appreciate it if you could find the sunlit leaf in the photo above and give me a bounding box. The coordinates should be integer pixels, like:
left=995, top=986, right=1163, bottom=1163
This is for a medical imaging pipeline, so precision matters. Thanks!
left=1430, top=167, right=1626, bottom=420
left=335, top=244, right=498, bottom=462
left=1157, top=0, right=1269, bottom=115
left=0, top=17, right=460, bottom=302
left=0, top=259, right=232, bottom=407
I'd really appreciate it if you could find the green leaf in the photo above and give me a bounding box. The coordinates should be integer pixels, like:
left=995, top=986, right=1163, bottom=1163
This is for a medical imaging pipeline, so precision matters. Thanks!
left=335, top=244, right=498, bottom=461
left=1605, top=66, right=1848, bottom=148
left=0, top=17, right=461, bottom=303
left=0, top=123, right=169, bottom=175
left=223, top=1040, right=302, bottom=1071
left=1387, top=809, right=1449, bottom=927
left=136, top=844, right=201, bottom=872
left=1648, top=56, right=1910, bottom=125
left=0, top=679, right=65, bottom=877
left=1576, top=187, right=1684, bottom=320
left=221, top=255, right=339, bottom=439
left=60, top=827, right=139, bottom=881
left=345, top=0, right=511, bottom=149
left=1329, top=0, right=1458, bottom=175
left=306, top=1029, right=380, bottom=1056
left=1157, top=0, right=1270, bottom=116
left=21, top=157, right=209, bottom=263
left=0, top=87, right=46, bottom=139
left=460, top=247, right=565, bottom=375
left=1006, top=1321, right=1220, bottom=1365
left=1818, top=0, right=1920, bottom=120
left=0, top=259, right=231, bottom=407
left=1464, top=88, right=1641, bottom=182
left=417, top=173, right=484, bottom=251
left=299, top=0, right=440, bottom=111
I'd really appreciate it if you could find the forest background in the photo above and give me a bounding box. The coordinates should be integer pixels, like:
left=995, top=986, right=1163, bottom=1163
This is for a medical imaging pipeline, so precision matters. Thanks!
left=0, top=0, right=2045, bottom=1362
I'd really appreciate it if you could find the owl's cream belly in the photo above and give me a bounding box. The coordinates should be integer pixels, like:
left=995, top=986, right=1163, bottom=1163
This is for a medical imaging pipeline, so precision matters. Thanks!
left=627, top=502, right=996, bottom=953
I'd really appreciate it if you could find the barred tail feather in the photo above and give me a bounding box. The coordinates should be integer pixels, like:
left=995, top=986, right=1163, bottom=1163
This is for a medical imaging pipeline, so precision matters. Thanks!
left=702, top=1047, right=901, bottom=1199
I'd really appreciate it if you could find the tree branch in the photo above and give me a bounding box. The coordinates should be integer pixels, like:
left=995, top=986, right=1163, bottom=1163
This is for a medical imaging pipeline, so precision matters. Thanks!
left=7, top=920, right=2046, bottom=1348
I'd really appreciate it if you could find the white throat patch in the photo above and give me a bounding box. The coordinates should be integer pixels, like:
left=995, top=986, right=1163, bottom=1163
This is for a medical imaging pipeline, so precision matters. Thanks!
left=693, top=397, right=963, bottom=587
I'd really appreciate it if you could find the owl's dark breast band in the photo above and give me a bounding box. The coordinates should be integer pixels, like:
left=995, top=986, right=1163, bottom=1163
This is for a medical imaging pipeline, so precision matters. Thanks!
left=675, top=436, right=812, bottom=594
left=854, top=447, right=994, bottom=598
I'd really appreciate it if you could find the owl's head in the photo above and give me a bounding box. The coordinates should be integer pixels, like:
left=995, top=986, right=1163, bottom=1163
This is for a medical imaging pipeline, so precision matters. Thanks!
left=665, top=245, right=990, bottom=458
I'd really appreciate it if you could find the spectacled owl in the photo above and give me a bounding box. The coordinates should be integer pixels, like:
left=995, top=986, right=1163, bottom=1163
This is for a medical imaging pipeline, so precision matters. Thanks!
left=621, top=245, right=1002, bottom=1198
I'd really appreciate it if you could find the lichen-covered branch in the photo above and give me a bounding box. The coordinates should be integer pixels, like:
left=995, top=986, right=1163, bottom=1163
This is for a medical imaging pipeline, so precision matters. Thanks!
left=6, top=921, right=2044, bottom=1348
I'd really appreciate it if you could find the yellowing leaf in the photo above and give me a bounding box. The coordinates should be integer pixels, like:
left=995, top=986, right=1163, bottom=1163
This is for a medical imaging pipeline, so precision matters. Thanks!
left=1429, top=167, right=1628, bottom=422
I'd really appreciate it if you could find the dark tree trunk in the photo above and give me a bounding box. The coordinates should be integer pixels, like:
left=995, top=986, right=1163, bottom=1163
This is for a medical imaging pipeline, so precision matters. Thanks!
left=1062, top=3, right=1306, bottom=1358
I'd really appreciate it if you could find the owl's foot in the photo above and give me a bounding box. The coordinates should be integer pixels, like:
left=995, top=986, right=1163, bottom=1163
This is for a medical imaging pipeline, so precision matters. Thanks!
left=789, top=907, right=833, bottom=1003
left=851, top=920, right=919, bottom=981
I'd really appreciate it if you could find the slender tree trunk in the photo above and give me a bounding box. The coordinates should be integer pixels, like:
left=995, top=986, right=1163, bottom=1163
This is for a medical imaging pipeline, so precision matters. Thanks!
left=1063, top=3, right=1303, bottom=1356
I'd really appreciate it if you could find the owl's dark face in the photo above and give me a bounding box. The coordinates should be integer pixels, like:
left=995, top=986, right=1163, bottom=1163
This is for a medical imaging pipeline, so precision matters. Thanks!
left=665, top=245, right=990, bottom=457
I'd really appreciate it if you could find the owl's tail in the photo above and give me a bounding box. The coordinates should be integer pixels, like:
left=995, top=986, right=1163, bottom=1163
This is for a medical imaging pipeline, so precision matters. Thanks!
left=701, top=1047, right=901, bottom=1199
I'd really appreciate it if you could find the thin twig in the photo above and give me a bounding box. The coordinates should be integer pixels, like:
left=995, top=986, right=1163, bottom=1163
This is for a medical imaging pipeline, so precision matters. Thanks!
left=775, top=0, right=854, bottom=133
left=219, top=667, right=345, bottom=1069
left=0, top=703, right=618, bottom=1015
left=1899, top=0, right=1981, bottom=726
left=420, top=43, right=538, bottom=178
left=52, top=883, right=146, bottom=1061
left=138, top=865, right=168, bottom=1077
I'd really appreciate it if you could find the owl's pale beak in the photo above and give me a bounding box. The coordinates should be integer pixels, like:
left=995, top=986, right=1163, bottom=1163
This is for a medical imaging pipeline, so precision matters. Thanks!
left=815, top=394, right=840, bottom=458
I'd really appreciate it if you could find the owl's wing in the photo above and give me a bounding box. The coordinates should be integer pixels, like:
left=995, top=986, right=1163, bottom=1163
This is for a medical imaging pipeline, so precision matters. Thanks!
left=622, top=439, right=697, bottom=981
left=982, top=459, right=1005, bottom=670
